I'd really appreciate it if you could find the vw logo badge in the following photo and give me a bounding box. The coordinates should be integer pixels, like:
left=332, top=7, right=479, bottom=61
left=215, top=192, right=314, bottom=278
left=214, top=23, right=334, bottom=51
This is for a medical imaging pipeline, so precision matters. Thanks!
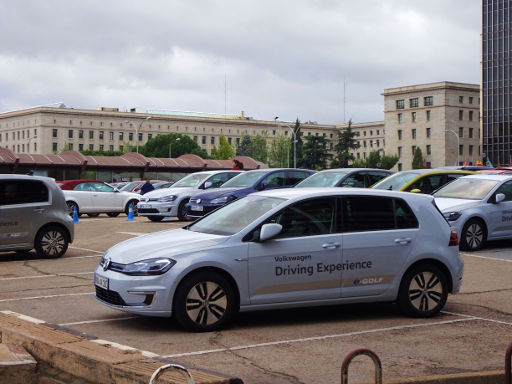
left=103, top=257, right=111, bottom=271
left=196, top=199, right=201, bottom=203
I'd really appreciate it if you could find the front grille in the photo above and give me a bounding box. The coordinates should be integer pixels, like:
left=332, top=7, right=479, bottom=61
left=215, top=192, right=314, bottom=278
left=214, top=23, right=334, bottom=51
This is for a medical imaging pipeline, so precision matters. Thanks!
left=95, top=286, right=127, bottom=306
left=138, top=208, right=160, bottom=213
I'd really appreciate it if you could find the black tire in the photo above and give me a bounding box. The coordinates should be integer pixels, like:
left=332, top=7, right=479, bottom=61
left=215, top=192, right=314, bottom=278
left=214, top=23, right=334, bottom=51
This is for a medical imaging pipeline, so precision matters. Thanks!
left=66, top=201, right=80, bottom=217
left=148, top=216, right=164, bottom=222
left=87, top=213, right=100, bottom=217
left=107, top=212, right=120, bottom=217
left=34, top=225, right=69, bottom=259
left=173, top=271, right=236, bottom=332
left=177, top=199, right=189, bottom=221
left=398, top=263, right=448, bottom=317
left=125, top=200, right=139, bottom=216
left=460, top=218, right=486, bottom=251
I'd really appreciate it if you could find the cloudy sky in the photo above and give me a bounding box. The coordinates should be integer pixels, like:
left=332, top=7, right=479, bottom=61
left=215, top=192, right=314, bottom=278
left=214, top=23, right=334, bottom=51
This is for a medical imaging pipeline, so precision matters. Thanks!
left=0, top=1, right=480, bottom=125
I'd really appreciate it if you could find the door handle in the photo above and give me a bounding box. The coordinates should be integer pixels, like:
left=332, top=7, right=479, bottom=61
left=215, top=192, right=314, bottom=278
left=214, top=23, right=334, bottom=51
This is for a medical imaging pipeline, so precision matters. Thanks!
left=322, top=242, right=341, bottom=249
left=33, top=208, right=45, bottom=213
left=395, top=238, right=412, bottom=245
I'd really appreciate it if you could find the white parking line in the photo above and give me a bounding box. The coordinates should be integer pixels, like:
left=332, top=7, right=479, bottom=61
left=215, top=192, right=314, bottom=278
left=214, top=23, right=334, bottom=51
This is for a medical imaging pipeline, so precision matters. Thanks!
left=0, top=292, right=93, bottom=303
left=0, top=272, right=93, bottom=282
left=442, top=310, right=512, bottom=326
left=69, top=246, right=104, bottom=254
left=163, top=317, right=478, bottom=358
left=59, top=317, right=138, bottom=326
left=117, top=232, right=148, bottom=236
left=461, top=252, right=512, bottom=262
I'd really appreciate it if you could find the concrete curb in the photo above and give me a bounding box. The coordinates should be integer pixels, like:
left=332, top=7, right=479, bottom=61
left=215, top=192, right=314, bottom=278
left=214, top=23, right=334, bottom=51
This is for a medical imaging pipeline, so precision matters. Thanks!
left=0, top=311, right=243, bottom=384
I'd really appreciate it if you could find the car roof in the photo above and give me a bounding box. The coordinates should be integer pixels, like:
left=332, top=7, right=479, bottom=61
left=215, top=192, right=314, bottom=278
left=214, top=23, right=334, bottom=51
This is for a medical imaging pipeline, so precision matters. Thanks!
left=0, top=174, right=56, bottom=183
left=400, top=169, right=475, bottom=175
left=457, top=174, right=512, bottom=181
left=315, top=168, right=392, bottom=173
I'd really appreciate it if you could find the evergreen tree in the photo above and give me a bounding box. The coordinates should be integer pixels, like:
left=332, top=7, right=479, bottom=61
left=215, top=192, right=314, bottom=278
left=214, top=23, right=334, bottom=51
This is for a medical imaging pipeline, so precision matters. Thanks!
left=301, top=135, right=329, bottom=170
left=380, top=154, right=400, bottom=170
left=269, top=134, right=291, bottom=167
left=139, top=133, right=209, bottom=158
left=211, top=135, right=235, bottom=160
left=251, top=133, right=268, bottom=164
left=330, top=120, right=360, bottom=168
left=236, top=134, right=253, bottom=157
left=412, top=147, right=424, bottom=169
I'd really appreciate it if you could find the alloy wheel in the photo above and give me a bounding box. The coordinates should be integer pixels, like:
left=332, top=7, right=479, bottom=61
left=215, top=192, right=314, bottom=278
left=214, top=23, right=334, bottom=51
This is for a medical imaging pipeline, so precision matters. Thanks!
left=185, top=281, right=227, bottom=326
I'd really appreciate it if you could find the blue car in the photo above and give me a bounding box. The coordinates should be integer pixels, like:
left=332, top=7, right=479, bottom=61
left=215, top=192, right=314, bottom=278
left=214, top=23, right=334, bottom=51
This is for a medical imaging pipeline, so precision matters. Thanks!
left=185, top=168, right=315, bottom=219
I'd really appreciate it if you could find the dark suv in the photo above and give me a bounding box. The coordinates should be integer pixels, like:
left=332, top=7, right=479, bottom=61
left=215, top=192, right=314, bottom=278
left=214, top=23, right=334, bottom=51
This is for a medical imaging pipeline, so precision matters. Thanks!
left=0, top=175, right=74, bottom=258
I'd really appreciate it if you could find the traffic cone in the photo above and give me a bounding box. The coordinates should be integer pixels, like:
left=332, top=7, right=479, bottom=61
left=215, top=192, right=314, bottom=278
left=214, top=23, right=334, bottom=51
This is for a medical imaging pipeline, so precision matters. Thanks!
left=126, top=203, right=136, bottom=221
left=72, top=206, right=80, bottom=224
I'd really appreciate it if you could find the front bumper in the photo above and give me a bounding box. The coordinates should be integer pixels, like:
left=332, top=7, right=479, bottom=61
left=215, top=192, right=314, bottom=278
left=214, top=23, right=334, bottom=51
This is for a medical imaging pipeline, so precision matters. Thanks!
left=186, top=203, right=223, bottom=218
left=137, top=201, right=177, bottom=217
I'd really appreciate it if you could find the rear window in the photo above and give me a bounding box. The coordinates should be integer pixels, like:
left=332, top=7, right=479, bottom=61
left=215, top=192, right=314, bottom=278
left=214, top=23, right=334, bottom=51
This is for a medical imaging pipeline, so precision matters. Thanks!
left=0, top=180, right=49, bottom=206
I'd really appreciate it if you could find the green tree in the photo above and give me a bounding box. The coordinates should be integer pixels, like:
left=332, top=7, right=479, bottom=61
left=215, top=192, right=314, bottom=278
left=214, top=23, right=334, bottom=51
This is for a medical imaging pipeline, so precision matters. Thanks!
left=330, top=120, right=360, bottom=168
left=269, top=134, right=291, bottom=167
left=380, top=154, right=399, bottom=170
left=251, top=133, right=268, bottom=164
left=412, top=147, right=424, bottom=169
left=139, top=133, right=209, bottom=158
left=211, top=135, right=235, bottom=160
left=236, top=134, right=253, bottom=157
left=351, top=150, right=400, bottom=170
left=301, top=135, right=329, bottom=170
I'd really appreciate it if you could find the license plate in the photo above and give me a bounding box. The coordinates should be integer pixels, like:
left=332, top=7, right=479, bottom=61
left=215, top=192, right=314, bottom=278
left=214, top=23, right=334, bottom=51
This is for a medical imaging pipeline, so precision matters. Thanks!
left=139, top=204, right=151, bottom=209
left=95, top=273, right=109, bottom=290
left=191, top=205, right=203, bottom=211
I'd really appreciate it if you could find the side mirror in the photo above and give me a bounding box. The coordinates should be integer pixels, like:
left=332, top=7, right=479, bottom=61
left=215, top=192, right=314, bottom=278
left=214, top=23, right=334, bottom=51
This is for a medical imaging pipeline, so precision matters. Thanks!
left=495, top=193, right=506, bottom=204
left=259, top=223, right=282, bottom=242
left=258, top=182, right=267, bottom=191
left=204, top=181, right=213, bottom=189
left=410, top=188, right=422, bottom=194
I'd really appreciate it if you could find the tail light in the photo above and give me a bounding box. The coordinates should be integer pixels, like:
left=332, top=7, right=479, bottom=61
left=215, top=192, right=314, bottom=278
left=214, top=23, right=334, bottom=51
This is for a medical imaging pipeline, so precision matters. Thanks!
left=449, top=230, right=459, bottom=246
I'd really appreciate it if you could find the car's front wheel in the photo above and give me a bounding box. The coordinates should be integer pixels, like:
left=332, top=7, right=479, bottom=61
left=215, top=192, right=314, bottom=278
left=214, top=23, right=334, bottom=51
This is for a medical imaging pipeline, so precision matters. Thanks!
left=125, top=200, right=139, bottom=216
left=177, top=199, right=189, bottom=221
left=66, top=201, right=81, bottom=217
left=173, top=271, right=236, bottom=332
left=460, top=219, right=486, bottom=251
left=34, top=225, right=69, bottom=259
left=398, top=263, right=448, bottom=317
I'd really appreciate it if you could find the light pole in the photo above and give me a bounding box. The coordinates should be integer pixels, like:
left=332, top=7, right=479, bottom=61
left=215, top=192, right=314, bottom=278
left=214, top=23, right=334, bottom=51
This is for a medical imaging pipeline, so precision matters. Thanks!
left=169, top=137, right=181, bottom=158
left=445, top=130, right=460, bottom=166
left=126, top=116, right=151, bottom=154
left=284, top=124, right=297, bottom=168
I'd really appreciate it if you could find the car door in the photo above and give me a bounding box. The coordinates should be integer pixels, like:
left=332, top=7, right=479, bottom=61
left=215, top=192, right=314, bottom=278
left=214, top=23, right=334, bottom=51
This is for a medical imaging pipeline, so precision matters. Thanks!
left=341, top=196, right=419, bottom=298
left=0, top=179, right=49, bottom=249
left=486, top=180, right=512, bottom=238
left=89, top=182, right=122, bottom=211
left=69, top=182, right=94, bottom=211
left=339, top=172, right=366, bottom=188
left=248, top=197, right=342, bottom=304
left=259, top=171, right=288, bottom=190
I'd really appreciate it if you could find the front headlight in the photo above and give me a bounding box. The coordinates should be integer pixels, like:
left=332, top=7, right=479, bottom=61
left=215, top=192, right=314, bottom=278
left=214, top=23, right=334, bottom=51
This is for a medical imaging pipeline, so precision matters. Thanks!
left=116, top=258, right=176, bottom=276
left=211, top=195, right=235, bottom=204
left=443, top=211, right=462, bottom=221
left=157, top=195, right=177, bottom=202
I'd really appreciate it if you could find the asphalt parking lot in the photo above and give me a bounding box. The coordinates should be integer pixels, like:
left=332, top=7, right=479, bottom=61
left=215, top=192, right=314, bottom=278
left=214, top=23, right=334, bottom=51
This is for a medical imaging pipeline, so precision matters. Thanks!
left=1, top=215, right=512, bottom=384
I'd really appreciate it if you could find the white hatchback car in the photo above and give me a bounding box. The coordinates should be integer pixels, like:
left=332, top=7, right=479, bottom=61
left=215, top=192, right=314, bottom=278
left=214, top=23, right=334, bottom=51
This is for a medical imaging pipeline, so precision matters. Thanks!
left=94, top=188, right=463, bottom=332
left=434, top=174, right=512, bottom=251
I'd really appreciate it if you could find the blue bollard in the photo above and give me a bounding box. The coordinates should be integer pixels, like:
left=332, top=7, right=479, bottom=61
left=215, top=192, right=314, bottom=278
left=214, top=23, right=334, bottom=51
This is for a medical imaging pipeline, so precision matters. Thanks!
left=126, top=203, right=136, bottom=221
left=72, top=206, right=80, bottom=224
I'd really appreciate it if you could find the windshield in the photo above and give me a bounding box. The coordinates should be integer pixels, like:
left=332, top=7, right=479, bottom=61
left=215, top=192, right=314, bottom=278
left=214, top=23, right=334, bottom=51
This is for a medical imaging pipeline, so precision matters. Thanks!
left=372, top=172, right=421, bottom=191
left=188, top=195, right=285, bottom=235
left=221, top=171, right=268, bottom=188
left=434, top=178, right=499, bottom=200
left=172, top=173, right=210, bottom=188
left=295, top=171, right=349, bottom=187
left=119, top=181, right=140, bottom=191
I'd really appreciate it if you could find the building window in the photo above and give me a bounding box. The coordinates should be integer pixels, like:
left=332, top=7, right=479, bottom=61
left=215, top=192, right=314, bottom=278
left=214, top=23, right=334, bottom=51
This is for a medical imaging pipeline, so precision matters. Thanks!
left=78, top=130, right=84, bottom=139
left=79, top=144, right=84, bottom=151
left=89, top=144, right=94, bottom=150
left=129, top=132, right=133, bottom=141
left=89, top=131, right=94, bottom=139
left=398, top=163, right=402, bottom=171
left=109, top=132, right=114, bottom=140
left=211, top=136, right=215, bottom=144
left=469, top=145, right=473, bottom=156
left=68, top=129, right=73, bottom=139
left=202, top=136, right=206, bottom=144
left=409, top=98, right=419, bottom=108
left=398, top=146, right=402, bottom=156
left=412, top=129, right=416, bottom=139
left=69, top=143, right=73, bottom=150
left=119, top=145, right=124, bottom=152
left=376, top=130, right=380, bottom=135
left=424, top=96, right=433, bottom=106
left=398, top=113, right=403, bottom=123
left=459, top=96, right=464, bottom=103
left=236, top=137, right=240, bottom=145
left=147, top=133, right=152, bottom=140
left=363, top=140, right=367, bottom=148
left=228, top=137, right=232, bottom=145
left=99, top=131, right=104, bottom=139
left=469, top=111, right=473, bottom=121
left=52, top=129, right=58, bottom=138
left=459, top=110, right=463, bottom=120
left=411, top=145, right=416, bottom=155
left=469, top=96, right=473, bottom=104
left=426, top=110, right=431, bottom=121
left=138, top=133, right=142, bottom=141
left=119, top=132, right=124, bottom=140
left=193, top=136, right=198, bottom=142
left=363, top=131, right=367, bottom=136
left=459, top=127, right=464, bottom=138
left=52, top=143, right=57, bottom=151
left=459, top=145, right=463, bottom=155
left=426, top=145, right=431, bottom=155
left=99, top=145, right=104, bottom=151
left=469, top=128, right=473, bottom=138
left=426, top=128, right=431, bottom=138
left=412, top=112, right=417, bottom=122
left=398, top=130, right=402, bottom=140
left=109, top=145, right=114, bottom=151
left=396, top=99, right=404, bottom=109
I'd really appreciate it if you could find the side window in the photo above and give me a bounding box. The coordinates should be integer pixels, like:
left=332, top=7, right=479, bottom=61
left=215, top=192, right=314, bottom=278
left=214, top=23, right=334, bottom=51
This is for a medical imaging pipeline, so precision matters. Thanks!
left=262, top=171, right=287, bottom=188
left=407, top=175, right=443, bottom=194
left=343, top=196, right=395, bottom=232
left=495, top=181, right=512, bottom=201
left=0, top=180, right=48, bottom=206
left=93, top=183, right=114, bottom=192
left=367, top=172, right=389, bottom=186
left=340, top=173, right=365, bottom=188
left=270, top=198, right=336, bottom=238
left=287, top=171, right=310, bottom=186
left=207, top=173, right=229, bottom=188
left=394, top=198, right=419, bottom=229
left=73, top=183, right=87, bottom=191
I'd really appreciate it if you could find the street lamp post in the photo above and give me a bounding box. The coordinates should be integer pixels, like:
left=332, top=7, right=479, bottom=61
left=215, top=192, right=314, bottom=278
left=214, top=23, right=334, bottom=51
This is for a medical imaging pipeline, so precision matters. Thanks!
left=126, top=116, right=151, bottom=154
left=169, top=137, right=181, bottom=158
left=445, top=130, right=460, bottom=166
left=284, top=124, right=297, bottom=168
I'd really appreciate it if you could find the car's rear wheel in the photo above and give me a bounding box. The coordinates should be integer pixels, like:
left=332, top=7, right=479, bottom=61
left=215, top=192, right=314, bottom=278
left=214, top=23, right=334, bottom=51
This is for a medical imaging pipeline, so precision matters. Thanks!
left=173, top=271, right=236, bottom=332
left=148, top=216, right=164, bottom=222
left=125, top=200, right=139, bottom=216
left=106, top=212, right=120, bottom=217
left=87, top=213, right=100, bottom=217
left=398, top=263, right=448, bottom=317
left=66, top=201, right=81, bottom=217
left=460, top=219, right=486, bottom=251
left=177, top=199, right=189, bottom=221
left=34, top=225, right=69, bottom=259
